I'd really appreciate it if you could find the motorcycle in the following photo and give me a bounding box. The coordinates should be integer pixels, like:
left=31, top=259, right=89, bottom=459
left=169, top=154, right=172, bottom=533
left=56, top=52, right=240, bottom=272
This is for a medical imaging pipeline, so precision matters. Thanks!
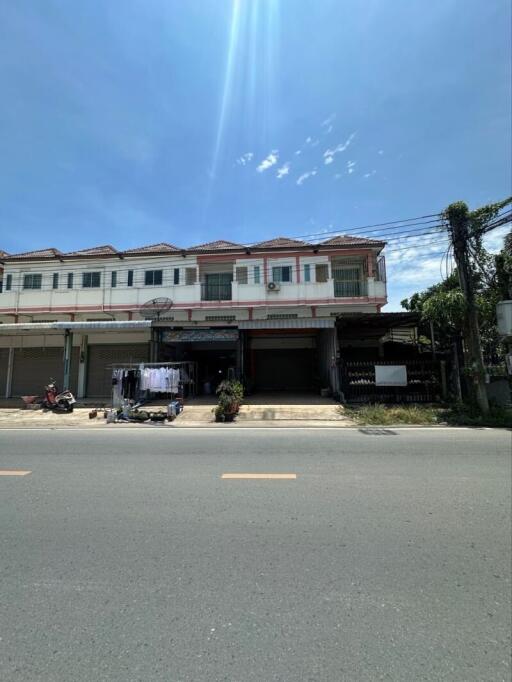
left=42, top=379, right=76, bottom=413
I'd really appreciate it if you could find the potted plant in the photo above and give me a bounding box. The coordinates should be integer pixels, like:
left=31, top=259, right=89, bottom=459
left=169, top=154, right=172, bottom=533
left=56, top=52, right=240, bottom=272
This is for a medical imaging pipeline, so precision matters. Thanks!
left=213, top=380, right=244, bottom=422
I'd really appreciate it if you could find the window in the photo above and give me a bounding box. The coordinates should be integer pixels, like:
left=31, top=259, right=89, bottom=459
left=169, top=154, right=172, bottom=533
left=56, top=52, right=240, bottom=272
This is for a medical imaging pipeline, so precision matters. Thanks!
left=185, top=267, right=197, bottom=285
left=254, top=265, right=261, bottom=284
left=236, top=266, right=248, bottom=284
left=111, top=271, right=117, bottom=288
left=272, top=265, right=291, bottom=283
left=23, top=273, right=42, bottom=290
left=67, top=272, right=73, bottom=289
left=173, top=268, right=180, bottom=285
left=82, top=271, right=101, bottom=288
left=127, top=270, right=134, bottom=287
left=0, top=280, right=2, bottom=293
left=145, top=269, right=163, bottom=286
left=304, top=264, right=311, bottom=282
left=52, top=273, right=59, bottom=289
left=315, top=263, right=329, bottom=283
left=6, top=274, right=12, bottom=291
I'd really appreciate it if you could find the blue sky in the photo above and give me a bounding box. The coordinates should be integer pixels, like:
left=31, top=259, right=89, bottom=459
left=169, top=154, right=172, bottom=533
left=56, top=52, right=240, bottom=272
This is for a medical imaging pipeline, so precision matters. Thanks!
left=0, top=0, right=510, bottom=309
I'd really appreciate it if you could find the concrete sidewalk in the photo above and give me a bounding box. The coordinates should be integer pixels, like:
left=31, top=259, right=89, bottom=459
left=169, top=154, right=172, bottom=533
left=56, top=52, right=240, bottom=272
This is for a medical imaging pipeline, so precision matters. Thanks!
left=0, top=400, right=356, bottom=428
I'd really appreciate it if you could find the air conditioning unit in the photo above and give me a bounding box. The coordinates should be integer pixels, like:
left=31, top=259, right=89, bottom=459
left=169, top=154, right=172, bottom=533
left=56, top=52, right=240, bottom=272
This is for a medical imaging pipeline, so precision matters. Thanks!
left=267, top=281, right=281, bottom=292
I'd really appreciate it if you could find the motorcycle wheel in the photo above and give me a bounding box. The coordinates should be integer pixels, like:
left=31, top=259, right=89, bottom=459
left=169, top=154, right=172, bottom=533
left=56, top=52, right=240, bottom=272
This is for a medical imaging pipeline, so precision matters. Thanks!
left=65, top=404, right=74, bottom=413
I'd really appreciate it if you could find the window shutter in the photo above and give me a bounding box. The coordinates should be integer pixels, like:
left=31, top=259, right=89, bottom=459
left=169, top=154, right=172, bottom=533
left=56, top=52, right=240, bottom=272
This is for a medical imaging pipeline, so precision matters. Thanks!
left=185, top=267, right=197, bottom=285
left=315, top=264, right=328, bottom=282
left=235, top=266, right=248, bottom=284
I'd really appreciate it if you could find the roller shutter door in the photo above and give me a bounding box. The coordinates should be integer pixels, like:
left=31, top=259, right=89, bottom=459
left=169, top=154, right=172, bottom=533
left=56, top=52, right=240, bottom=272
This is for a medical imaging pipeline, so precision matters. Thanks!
left=0, top=349, right=9, bottom=396
left=87, top=344, right=149, bottom=397
left=253, top=349, right=314, bottom=391
left=11, top=347, right=79, bottom=396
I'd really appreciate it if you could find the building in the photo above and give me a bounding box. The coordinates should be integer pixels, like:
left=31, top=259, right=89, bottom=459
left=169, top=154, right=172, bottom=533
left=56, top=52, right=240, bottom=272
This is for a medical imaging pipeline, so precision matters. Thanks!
left=0, top=235, right=386, bottom=399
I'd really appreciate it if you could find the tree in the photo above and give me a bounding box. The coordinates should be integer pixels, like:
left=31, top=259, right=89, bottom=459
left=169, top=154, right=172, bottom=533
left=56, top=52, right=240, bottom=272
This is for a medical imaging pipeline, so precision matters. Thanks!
left=401, top=198, right=511, bottom=411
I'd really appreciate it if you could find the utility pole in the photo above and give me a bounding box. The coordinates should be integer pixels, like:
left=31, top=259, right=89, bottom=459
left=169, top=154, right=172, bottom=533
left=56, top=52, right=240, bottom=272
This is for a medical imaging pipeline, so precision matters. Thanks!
left=446, top=202, right=489, bottom=414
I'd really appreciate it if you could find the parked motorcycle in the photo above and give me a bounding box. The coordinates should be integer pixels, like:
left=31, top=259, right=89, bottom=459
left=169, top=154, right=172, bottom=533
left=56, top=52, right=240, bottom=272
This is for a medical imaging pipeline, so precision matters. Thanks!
left=42, top=379, right=76, bottom=413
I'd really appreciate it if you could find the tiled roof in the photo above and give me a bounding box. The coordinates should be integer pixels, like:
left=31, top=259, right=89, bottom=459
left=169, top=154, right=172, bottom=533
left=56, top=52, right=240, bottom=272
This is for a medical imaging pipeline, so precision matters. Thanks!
left=0, top=250, right=9, bottom=258
left=64, top=245, right=119, bottom=257
left=253, top=237, right=307, bottom=248
left=320, top=235, right=385, bottom=246
left=188, top=240, right=244, bottom=252
left=122, top=242, right=179, bottom=255
left=5, top=248, right=62, bottom=260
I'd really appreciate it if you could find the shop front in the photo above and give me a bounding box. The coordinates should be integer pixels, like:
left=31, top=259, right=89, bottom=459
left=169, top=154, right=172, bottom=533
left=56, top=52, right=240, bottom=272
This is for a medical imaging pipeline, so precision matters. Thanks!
left=239, top=319, right=339, bottom=395
left=160, top=328, right=240, bottom=394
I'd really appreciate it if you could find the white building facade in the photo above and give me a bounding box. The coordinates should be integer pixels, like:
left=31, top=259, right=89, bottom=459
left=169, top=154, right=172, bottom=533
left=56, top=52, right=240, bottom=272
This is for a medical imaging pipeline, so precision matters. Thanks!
left=0, top=236, right=386, bottom=398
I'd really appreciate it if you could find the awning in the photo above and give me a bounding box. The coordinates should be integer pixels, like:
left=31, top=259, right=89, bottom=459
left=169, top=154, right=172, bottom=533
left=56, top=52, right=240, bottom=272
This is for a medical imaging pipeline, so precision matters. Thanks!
left=163, top=329, right=239, bottom=343
left=239, top=318, right=335, bottom=330
left=0, top=320, right=152, bottom=333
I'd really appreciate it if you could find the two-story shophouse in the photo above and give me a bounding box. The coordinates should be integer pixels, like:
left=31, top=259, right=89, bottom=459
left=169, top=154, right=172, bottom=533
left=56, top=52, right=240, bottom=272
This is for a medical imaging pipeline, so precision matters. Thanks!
left=0, top=235, right=386, bottom=399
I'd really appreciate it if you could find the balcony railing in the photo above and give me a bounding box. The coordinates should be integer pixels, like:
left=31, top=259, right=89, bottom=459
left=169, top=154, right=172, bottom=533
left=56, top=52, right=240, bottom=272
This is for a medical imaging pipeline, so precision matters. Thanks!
left=333, top=279, right=368, bottom=298
left=201, top=283, right=232, bottom=301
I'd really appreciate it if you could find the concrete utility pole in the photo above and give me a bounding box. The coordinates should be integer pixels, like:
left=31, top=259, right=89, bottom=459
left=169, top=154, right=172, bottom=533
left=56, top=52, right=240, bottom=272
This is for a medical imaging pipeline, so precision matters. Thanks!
left=447, top=202, right=489, bottom=414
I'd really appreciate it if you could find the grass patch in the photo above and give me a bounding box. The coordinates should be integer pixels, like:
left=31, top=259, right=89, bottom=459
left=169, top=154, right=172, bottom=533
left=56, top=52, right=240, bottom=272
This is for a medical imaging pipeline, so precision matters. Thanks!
left=344, top=403, right=512, bottom=427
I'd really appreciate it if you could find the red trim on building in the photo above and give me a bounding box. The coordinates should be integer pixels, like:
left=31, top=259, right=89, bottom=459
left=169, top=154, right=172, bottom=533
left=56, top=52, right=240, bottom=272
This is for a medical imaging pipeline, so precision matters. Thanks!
left=248, top=308, right=253, bottom=320
left=0, top=296, right=387, bottom=315
left=311, top=306, right=317, bottom=318
left=187, top=309, right=192, bottom=321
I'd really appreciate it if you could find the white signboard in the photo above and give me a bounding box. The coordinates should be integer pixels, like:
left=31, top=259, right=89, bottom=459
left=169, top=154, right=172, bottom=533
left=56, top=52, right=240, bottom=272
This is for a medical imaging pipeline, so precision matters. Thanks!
left=375, top=365, right=407, bottom=387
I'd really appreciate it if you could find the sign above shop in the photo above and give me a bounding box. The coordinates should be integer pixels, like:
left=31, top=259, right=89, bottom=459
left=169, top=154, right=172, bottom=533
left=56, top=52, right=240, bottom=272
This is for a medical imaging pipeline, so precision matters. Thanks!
left=162, top=329, right=239, bottom=343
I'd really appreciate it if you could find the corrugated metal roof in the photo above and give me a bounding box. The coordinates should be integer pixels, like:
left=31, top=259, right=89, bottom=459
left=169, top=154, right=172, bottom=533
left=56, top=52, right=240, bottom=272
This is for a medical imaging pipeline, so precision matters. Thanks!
left=239, top=318, right=335, bottom=329
left=0, top=320, right=152, bottom=333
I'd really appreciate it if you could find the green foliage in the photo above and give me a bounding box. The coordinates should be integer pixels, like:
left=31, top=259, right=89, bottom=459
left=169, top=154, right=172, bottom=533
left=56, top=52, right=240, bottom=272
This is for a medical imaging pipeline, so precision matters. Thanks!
left=345, top=402, right=512, bottom=427
left=401, top=198, right=512, bottom=363
left=213, top=380, right=244, bottom=421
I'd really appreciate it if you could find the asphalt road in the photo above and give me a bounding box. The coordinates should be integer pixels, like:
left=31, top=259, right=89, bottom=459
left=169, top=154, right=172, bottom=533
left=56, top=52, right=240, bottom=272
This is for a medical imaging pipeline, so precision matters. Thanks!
left=1, top=427, right=511, bottom=682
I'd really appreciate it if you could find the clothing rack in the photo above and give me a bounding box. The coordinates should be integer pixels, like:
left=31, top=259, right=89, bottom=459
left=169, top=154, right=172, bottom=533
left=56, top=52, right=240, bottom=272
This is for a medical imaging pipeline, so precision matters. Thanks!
left=107, top=361, right=198, bottom=408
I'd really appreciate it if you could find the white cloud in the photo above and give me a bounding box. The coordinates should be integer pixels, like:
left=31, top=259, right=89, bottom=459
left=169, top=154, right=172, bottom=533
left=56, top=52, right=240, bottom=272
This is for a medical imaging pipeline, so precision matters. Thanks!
left=324, top=125, right=333, bottom=135
left=347, top=160, right=356, bottom=174
left=295, top=149, right=302, bottom=155
left=305, top=136, right=312, bottom=144
left=334, top=173, right=342, bottom=180
left=323, top=132, right=356, bottom=162
left=257, top=150, right=279, bottom=173
left=484, top=225, right=510, bottom=253
left=236, top=152, right=254, bottom=166
left=378, top=149, right=384, bottom=155
left=363, top=170, right=376, bottom=178
left=324, top=155, right=334, bottom=165
left=276, top=162, right=290, bottom=179
left=296, top=169, right=317, bottom=186
left=321, top=113, right=336, bottom=127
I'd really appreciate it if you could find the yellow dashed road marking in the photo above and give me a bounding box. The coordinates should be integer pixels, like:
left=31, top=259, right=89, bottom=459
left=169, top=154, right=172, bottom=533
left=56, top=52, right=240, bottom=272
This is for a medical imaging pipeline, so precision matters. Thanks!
left=0, top=470, right=32, bottom=476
